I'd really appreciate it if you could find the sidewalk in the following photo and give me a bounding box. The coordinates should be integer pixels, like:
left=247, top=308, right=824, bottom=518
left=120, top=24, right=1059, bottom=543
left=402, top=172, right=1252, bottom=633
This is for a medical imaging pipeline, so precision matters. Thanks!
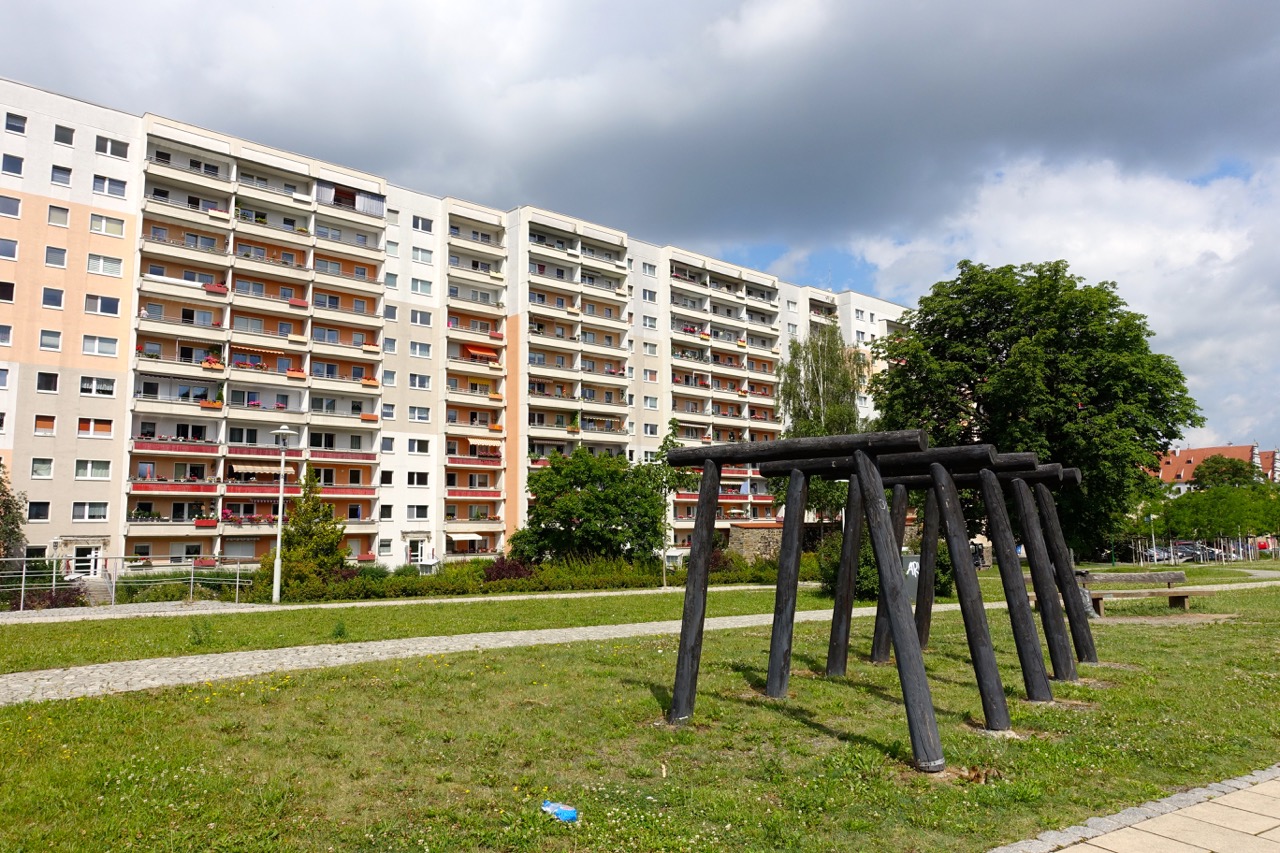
left=991, top=765, right=1280, bottom=852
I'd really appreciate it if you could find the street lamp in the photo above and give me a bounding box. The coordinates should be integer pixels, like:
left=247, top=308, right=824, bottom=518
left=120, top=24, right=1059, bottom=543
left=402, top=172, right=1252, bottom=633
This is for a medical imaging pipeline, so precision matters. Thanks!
left=1147, top=513, right=1159, bottom=565
left=270, top=425, right=297, bottom=604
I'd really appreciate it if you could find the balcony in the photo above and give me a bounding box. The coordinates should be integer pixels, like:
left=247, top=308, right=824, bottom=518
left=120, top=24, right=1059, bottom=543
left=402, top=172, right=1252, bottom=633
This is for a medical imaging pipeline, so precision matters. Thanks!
left=233, top=250, right=312, bottom=283
left=127, top=478, right=222, bottom=496
left=225, top=401, right=303, bottom=421
left=445, top=488, right=503, bottom=500
left=527, top=271, right=582, bottom=296
left=139, top=273, right=229, bottom=304
left=308, top=448, right=378, bottom=463
left=317, top=197, right=384, bottom=227
left=525, top=359, right=577, bottom=381
left=444, top=420, right=504, bottom=438
left=447, top=264, right=504, bottom=287
left=444, top=516, right=505, bottom=532
left=235, top=215, right=313, bottom=249
left=137, top=314, right=228, bottom=345
left=226, top=443, right=305, bottom=461
left=145, top=156, right=233, bottom=192
left=446, top=454, right=504, bottom=468
left=131, top=437, right=222, bottom=455
left=312, top=301, right=382, bottom=329
left=133, top=352, right=228, bottom=380
left=446, top=292, right=504, bottom=316
left=141, top=234, right=233, bottom=268
left=143, top=194, right=233, bottom=228
left=237, top=176, right=312, bottom=206
left=131, top=392, right=221, bottom=418
left=316, top=230, right=382, bottom=263
left=525, top=390, right=579, bottom=410
left=527, top=329, right=579, bottom=351
left=578, top=366, right=627, bottom=385
left=445, top=387, right=504, bottom=407
left=447, top=231, right=505, bottom=258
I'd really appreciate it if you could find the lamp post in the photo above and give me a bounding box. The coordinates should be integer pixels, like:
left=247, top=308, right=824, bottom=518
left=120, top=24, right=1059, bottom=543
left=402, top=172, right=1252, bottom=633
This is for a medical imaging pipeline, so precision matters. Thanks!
left=270, top=425, right=297, bottom=604
left=1147, top=513, right=1159, bottom=565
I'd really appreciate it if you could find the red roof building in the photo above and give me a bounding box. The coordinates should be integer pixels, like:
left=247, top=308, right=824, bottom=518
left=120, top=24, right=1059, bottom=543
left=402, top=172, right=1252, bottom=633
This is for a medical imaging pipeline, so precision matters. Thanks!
left=1157, top=444, right=1266, bottom=494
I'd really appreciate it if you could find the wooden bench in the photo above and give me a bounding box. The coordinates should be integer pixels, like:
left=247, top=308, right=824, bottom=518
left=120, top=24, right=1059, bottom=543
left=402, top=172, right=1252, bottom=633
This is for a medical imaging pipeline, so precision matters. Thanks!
left=1024, top=571, right=1216, bottom=616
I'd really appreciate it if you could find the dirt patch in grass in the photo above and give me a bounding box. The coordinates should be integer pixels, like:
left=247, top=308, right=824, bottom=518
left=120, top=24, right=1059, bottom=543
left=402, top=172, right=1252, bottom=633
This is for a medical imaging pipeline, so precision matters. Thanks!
left=1100, top=613, right=1238, bottom=626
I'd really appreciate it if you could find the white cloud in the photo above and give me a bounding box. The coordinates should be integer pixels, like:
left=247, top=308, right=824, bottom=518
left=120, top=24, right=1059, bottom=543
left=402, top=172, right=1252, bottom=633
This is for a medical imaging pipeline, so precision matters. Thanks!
left=853, top=158, right=1280, bottom=448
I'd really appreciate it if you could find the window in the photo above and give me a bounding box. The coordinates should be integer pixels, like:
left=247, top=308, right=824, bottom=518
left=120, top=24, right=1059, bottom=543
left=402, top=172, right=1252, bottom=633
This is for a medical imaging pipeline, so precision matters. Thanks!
left=45, top=247, right=66, bottom=268
left=381, top=403, right=395, bottom=419
left=36, top=372, right=58, bottom=392
left=1, top=154, right=22, bottom=175
left=642, top=262, right=656, bottom=276
left=644, top=396, right=658, bottom=409
left=31, top=458, right=53, bottom=478
left=382, top=304, right=397, bottom=321
left=5, top=113, right=26, bottom=134
left=92, top=175, right=127, bottom=197
left=75, top=460, right=111, bottom=479
left=382, top=337, right=396, bottom=354
left=410, top=278, right=432, bottom=296
left=78, top=417, right=112, bottom=437
left=643, top=423, right=659, bottom=436
left=379, top=504, right=394, bottom=519
left=643, top=342, right=657, bottom=356
left=0, top=324, right=9, bottom=345
left=95, top=136, right=129, bottom=158
left=51, top=165, right=72, bottom=186
left=0, top=367, right=5, bottom=387
left=54, top=125, right=74, bottom=145
left=409, top=373, right=430, bottom=389
left=27, top=502, right=50, bottom=522
left=89, top=214, right=124, bottom=236
left=410, top=341, right=431, bottom=358
left=642, top=315, right=657, bottom=329
left=407, top=505, right=430, bottom=520
left=855, top=330, right=865, bottom=343
left=381, top=369, right=396, bottom=387
left=82, top=335, right=118, bottom=356
left=34, top=414, right=56, bottom=435
left=412, top=247, right=433, bottom=264
left=384, top=272, right=397, bottom=289
left=84, top=294, right=120, bottom=316
left=412, top=215, right=432, bottom=232
left=410, top=310, right=431, bottom=326
left=408, top=438, right=429, bottom=454
left=407, top=471, right=429, bottom=486
left=408, top=406, right=430, bottom=422
left=39, top=330, right=61, bottom=351
left=72, top=502, right=109, bottom=521
left=42, top=287, right=63, bottom=308
left=644, top=369, right=657, bottom=382
left=787, top=323, right=798, bottom=335
left=80, top=376, right=115, bottom=396
left=642, top=289, right=657, bottom=302
left=385, top=241, right=398, bottom=257
left=87, top=254, right=123, bottom=276
left=0, top=195, right=17, bottom=217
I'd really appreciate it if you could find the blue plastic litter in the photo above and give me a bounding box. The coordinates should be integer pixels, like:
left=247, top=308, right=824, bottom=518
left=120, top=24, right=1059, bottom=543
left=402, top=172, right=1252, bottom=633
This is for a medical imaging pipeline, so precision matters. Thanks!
left=541, top=800, right=578, bottom=823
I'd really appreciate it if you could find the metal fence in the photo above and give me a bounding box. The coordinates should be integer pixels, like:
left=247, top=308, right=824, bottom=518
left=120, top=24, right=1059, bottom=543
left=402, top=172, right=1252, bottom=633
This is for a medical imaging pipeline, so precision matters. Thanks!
left=0, top=555, right=257, bottom=611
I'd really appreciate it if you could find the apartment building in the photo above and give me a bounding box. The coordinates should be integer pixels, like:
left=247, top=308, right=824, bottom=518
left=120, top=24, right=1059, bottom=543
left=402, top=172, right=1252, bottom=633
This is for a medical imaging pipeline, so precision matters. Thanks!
left=0, top=80, right=905, bottom=571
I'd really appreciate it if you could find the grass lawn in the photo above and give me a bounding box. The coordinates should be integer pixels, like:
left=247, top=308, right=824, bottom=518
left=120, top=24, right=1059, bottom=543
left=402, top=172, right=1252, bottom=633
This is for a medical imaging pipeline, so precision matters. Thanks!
left=0, top=588, right=834, bottom=675
left=2, top=587, right=1279, bottom=851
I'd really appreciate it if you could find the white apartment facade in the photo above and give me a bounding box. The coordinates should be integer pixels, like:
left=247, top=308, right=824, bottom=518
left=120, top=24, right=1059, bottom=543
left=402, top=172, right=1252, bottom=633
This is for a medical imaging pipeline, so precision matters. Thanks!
left=0, top=80, right=904, bottom=570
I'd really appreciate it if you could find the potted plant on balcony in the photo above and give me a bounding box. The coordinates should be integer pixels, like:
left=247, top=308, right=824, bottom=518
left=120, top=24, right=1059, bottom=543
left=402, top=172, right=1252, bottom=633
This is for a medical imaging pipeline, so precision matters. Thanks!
left=566, top=414, right=580, bottom=434
left=194, top=557, right=217, bottom=567
left=285, top=367, right=306, bottom=379
left=193, top=514, right=218, bottom=528
left=204, top=281, right=228, bottom=295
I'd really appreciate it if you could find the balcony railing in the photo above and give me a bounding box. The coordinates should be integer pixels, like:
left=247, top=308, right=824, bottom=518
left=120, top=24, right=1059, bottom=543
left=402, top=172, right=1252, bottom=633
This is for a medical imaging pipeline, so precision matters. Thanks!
left=143, top=234, right=230, bottom=255
left=235, top=250, right=310, bottom=272
left=238, top=177, right=301, bottom=197
left=147, top=156, right=232, bottom=182
left=145, top=193, right=230, bottom=215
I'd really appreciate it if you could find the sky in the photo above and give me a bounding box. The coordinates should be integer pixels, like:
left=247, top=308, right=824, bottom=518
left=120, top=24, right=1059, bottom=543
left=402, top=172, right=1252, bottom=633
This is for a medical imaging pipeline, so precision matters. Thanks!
left=5, top=0, right=1279, bottom=450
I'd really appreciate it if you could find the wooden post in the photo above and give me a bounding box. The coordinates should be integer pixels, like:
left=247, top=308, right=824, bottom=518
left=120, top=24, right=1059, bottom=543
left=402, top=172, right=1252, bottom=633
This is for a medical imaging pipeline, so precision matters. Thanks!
left=1011, top=478, right=1077, bottom=681
left=855, top=452, right=945, bottom=772
left=871, top=485, right=909, bottom=662
left=1035, top=482, right=1098, bottom=663
left=979, top=469, right=1053, bottom=702
left=766, top=468, right=808, bottom=698
left=931, top=463, right=1011, bottom=731
left=826, top=477, right=863, bottom=677
left=915, top=488, right=939, bottom=649
left=668, top=459, right=722, bottom=723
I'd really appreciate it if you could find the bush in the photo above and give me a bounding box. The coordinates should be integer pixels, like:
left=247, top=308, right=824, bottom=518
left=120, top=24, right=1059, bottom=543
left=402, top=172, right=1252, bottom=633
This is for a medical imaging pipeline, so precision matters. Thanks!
left=4, top=578, right=88, bottom=611
left=815, top=530, right=955, bottom=601
left=356, top=562, right=389, bottom=580
left=132, top=582, right=221, bottom=604
left=483, top=555, right=533, bottom=582
left=392, top=564, right=423, bottom=578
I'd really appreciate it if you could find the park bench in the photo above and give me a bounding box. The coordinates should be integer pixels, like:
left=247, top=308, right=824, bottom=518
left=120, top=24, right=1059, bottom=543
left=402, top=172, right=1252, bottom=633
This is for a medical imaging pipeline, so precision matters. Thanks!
left=1025, top=570, right=1217, bottom=616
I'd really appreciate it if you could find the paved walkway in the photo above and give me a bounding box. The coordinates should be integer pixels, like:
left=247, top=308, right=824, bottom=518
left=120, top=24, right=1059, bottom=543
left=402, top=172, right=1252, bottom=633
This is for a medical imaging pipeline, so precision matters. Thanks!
left=990, top=765, right=1280, bottom=852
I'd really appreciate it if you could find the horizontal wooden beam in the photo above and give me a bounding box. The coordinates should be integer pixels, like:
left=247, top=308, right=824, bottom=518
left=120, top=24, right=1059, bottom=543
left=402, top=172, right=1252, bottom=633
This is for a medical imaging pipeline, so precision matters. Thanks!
left=665, top=430, right=926, bottom=467
left=881, top=463, right=1066, bottom=489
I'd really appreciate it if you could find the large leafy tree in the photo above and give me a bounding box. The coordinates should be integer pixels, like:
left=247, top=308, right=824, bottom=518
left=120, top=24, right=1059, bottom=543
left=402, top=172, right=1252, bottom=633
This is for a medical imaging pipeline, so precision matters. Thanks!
left=509, top=446, right=668, bottom=563
left=871, top=260, right=1202, bottom=554
left=775, top=321, right=869, bottom=519
left=1192, top=454, right=1260, bottom=489
left=1162, top=483, right=1279, bottom=540
left=0, top=459, right=26, bottom=558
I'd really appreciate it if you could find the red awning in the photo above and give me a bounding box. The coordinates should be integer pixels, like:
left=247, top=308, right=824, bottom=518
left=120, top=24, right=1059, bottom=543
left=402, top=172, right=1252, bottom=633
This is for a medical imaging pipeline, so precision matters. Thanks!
left=462, top=344, right=499, bottom=360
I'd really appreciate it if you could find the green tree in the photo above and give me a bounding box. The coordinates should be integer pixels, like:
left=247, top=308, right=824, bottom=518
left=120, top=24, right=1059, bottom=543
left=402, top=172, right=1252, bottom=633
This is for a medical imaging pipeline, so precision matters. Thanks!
left=1163, top=483, right=1279, bottom=540
left=261, top=466, right=349, bottom=590
left=775, top=322, right=869, bottom=520
left=0, top=459, right=26, bottom=559
left=635, top=418, right=700, bottom=554
left=1192, top=454, right=1260, bottom=489
left=871, top=260, right=1202, bottom=554
left=509, top=446, right=667, bottom=563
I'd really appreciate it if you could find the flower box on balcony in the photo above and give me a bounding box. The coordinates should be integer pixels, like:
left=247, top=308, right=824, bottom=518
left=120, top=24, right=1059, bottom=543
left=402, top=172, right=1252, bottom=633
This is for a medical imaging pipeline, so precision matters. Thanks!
left=487, top=423, right=503, bottom=432
left=359, top=413, right=379, bottom=423
left=287, top=334, right=307, bottom=345
left=288, top=297, right=309, bottom=308
left=355, top=552, right=376, bottom=562
left=203, top=283, right=228, bottom=295
left=193, top=518, right=218, bottom=528
left=566, top=426, right=580, bottom=434
left=286, top=368, right=306, bottom=379
left=360, top=377, right=380, bottom=387
left=488, top=392, right=503, bottom=401
left=488, top=331, right=504, bottom=340
left=199, top=400, right=223, bottom=410
left=194, top=558, right=217, bottom=567
left=202, top=361, right=225, bottom=371
left=361, top=343, right=381, bottom=354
